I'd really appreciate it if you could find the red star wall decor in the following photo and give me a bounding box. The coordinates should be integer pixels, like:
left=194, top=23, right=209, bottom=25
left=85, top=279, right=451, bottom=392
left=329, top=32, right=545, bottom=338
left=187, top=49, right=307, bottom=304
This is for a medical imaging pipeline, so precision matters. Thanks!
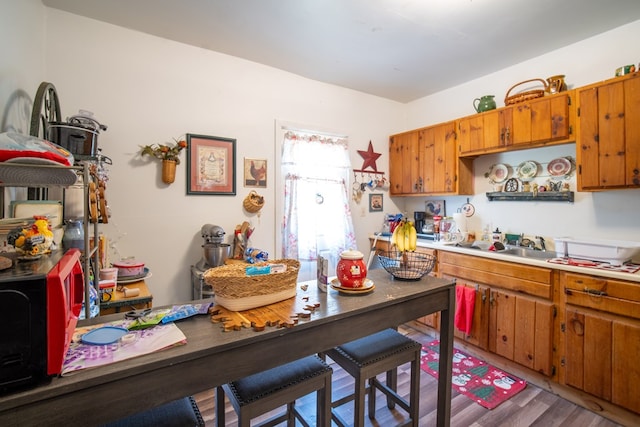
left=357, top=141, right=382, bottom=172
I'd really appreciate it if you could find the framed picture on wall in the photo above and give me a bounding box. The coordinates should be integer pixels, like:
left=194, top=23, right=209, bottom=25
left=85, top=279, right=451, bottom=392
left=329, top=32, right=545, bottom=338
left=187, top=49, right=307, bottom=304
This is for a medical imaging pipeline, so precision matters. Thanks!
left=369, top=193, right=383, bottom=212
left=244, top=158, right=267, bottom=188
left=425, top=200, right=445, bottom=217
left=186, top=134, right=236, bottom=195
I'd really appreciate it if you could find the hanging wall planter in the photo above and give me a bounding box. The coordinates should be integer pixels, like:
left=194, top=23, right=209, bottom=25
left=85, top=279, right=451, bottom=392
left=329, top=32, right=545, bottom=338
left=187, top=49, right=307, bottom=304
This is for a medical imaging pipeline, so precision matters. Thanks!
left=162, top=159, right=177, bottom=184
left=140, top=137, right=187, bottom=185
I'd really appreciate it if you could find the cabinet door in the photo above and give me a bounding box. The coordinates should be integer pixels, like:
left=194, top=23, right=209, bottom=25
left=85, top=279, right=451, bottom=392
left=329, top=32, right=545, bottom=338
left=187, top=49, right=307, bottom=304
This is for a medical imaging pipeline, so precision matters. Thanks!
left=457, top=110, right=508, bottom=154
left=564, top=306, right=640, bottom=412
left=450, top=279, right=489, bottom=350
left=490, top=289, right=554, bottom=376
left=457, top=114, right=483, bottom=154
left=421, top=121, right=457, bottom=194
left=577, top=73, right=640, bottom=190
left=511, top=94, right=571, bottom=145
left=389, top=130, right=420, bottom=195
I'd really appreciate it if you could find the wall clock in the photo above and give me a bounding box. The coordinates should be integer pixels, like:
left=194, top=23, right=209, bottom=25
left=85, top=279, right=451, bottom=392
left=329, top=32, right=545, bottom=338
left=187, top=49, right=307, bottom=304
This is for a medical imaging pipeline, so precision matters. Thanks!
left=504, top=178, right=519, bottom=192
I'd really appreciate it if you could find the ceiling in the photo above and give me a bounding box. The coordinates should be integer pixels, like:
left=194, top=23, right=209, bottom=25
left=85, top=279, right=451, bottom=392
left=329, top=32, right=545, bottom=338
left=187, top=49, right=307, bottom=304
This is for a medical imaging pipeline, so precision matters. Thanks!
left=42, top=0, right=640, bottom=103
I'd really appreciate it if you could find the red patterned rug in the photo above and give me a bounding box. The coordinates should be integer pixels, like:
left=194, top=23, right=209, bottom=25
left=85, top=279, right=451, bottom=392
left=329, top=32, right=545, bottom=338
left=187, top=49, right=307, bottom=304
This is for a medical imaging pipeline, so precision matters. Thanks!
left=421, top=340, right=527, bottom=409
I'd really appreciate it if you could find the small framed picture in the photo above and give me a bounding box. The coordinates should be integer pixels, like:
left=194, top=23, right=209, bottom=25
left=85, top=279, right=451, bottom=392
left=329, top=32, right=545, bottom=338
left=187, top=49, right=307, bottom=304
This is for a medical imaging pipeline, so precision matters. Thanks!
left=425, top=200, right=445, bottom=217
left=369, top=193, right=383, bottom=212
left=244, top=158, right=267, bottom=188
left=186, top=134, right=236, bottom=195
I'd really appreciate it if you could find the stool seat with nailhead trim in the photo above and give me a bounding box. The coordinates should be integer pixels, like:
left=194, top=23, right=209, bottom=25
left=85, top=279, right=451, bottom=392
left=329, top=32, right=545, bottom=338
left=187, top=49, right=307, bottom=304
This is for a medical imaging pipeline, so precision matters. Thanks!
left=216, top=355, right=332, bottom=427
left=101, top=396, right=204, bottom=427
left=323, top=328, right=422, bottom=427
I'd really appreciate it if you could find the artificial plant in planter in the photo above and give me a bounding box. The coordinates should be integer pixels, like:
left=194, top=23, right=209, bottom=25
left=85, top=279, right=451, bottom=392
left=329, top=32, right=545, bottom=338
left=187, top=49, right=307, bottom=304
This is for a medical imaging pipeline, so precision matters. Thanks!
left=140, top=137, right=187, bottom=184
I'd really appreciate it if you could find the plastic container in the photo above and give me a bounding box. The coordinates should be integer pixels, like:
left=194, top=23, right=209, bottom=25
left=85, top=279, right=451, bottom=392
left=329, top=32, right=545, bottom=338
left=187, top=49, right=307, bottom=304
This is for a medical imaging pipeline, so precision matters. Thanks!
left=112, top=259, right=145, bottom=277
left=553, top=237, right=640, bottom=265
left=63, top=219, right=84, bottom=250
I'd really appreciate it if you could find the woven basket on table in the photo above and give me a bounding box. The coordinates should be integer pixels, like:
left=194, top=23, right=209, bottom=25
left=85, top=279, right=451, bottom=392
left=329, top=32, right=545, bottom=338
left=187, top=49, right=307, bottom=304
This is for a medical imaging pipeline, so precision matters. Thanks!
left=504, top=78, right=548, bottom=106
left=203, top=259, right=300, bottom=311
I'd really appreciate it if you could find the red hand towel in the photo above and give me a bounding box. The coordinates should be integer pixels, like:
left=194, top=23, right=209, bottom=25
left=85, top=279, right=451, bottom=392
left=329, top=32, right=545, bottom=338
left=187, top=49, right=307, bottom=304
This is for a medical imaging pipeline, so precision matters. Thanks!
left=455, top=285, right=476, bottom=335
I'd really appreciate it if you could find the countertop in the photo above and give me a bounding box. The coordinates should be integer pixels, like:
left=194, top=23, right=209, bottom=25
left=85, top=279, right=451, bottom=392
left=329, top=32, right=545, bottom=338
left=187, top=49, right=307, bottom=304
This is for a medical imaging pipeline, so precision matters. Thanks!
left=370, top=234, right=640, bottom=283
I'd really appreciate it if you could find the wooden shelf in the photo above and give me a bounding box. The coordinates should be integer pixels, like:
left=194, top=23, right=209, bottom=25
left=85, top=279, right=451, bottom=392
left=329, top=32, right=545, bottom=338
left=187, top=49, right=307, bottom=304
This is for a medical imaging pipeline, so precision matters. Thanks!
left=486, top=191, right=574, bottom=202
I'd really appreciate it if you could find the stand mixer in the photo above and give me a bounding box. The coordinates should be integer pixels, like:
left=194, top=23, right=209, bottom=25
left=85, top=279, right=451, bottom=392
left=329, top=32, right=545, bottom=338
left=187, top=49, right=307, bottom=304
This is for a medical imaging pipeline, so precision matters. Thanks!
left=191, top=224, right=230, bottom=299
left=195, top=224, right=230, bottom=270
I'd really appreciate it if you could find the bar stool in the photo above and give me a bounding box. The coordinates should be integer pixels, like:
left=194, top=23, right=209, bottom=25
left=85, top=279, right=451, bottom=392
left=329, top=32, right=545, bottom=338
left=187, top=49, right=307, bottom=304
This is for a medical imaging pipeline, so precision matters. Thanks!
left=101, top=396, right=204, bottom=427
left=216, top=355, right=332, bottom=427
left=323, top=328, right=422, bottom=427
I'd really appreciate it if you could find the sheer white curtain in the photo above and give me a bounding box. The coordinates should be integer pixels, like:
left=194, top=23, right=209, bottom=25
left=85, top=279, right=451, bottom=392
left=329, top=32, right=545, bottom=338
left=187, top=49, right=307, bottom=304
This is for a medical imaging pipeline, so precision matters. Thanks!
left=281, top=129, right=356, bottom=277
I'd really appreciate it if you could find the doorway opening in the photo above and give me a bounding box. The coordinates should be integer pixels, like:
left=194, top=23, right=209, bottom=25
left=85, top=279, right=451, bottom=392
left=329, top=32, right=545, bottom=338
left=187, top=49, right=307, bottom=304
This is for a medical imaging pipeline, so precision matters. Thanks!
left=277, top=125, right=356, bottom=281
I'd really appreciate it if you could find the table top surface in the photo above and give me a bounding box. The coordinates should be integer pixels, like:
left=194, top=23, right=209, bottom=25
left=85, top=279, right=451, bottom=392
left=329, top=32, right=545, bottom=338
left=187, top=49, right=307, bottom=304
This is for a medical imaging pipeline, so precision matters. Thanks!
left=0, top=269, right=455, bottom=426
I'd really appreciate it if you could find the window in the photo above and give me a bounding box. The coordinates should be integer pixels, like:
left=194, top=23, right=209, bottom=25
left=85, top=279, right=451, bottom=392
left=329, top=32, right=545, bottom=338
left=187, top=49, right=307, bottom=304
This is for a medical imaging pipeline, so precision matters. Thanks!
left=278, top=127, right=356, bottom=281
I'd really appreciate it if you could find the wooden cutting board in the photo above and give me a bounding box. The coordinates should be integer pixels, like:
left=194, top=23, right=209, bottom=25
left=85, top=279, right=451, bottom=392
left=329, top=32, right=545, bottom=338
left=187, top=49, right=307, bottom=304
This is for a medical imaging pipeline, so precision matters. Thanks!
left=209, top=295, right=320, bottom=332
left=0, top=256, right=12, bottom=270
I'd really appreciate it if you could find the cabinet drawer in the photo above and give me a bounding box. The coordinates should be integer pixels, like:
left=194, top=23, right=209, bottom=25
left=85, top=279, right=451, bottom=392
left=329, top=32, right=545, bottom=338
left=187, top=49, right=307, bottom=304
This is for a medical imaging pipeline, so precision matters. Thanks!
left=439, top=251, right=553, bottom=299
left=563, top=273, right=640, bottom=320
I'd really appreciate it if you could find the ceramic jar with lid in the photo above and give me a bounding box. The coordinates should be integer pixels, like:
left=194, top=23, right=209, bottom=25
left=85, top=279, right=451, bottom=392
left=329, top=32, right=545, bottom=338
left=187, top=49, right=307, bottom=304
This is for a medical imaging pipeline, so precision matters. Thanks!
left=336, top=250, right=367, bottom=288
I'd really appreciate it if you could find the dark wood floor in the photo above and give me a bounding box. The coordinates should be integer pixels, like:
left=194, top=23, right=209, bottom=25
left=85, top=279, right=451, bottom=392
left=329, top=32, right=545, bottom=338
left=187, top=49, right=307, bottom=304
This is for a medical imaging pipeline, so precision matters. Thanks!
left=194, top=324, right=622, bottom=426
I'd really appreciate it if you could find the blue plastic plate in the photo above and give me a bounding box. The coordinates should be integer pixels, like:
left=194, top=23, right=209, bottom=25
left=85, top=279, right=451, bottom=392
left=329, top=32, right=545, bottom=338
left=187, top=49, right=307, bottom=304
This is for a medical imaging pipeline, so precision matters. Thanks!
left=81, top=326, right=129, bottom=345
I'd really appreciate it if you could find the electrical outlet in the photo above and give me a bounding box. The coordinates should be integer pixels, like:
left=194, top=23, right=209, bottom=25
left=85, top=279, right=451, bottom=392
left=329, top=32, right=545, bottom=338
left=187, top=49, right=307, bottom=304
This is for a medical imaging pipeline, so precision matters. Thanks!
left=361, top=207, right=366, bottom=217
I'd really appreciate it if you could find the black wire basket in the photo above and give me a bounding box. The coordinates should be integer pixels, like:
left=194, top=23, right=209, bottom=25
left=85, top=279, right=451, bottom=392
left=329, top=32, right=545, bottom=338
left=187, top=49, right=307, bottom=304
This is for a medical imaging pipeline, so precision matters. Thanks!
left=377, top=250, right=436, bottom=281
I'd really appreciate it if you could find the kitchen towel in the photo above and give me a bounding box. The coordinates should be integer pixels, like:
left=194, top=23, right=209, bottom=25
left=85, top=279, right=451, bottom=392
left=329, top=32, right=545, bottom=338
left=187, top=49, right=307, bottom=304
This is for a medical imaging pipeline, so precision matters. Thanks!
left=455, top=285, right=476, bottom=335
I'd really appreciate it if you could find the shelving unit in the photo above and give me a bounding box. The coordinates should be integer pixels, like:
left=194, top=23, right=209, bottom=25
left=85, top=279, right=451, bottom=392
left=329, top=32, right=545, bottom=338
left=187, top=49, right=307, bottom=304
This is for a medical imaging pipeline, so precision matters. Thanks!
left=485, top=191, right=574, bottom=202
left=0, top=161, right=101, bottom=319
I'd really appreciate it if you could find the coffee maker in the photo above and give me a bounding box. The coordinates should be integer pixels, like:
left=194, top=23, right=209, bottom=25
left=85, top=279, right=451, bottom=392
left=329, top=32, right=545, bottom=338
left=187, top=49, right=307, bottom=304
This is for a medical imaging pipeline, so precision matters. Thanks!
left=414, top=211, right=426, bottom=234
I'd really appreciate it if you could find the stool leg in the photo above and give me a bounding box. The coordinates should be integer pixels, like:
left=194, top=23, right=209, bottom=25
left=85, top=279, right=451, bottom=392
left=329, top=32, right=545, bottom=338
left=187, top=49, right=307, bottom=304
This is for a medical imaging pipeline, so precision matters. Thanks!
left=409, top=354, right=420, bottom=427
left=354, top=375, right=367, bottom=427
left=367, top=377, right=375, bottom=419
left=287, top=401, right=296, bottom=426
left=319, top=376, right=331, bottom=427
left=386, top=368, right=398, bottom=410
left=215, top=386, right=226, bottom=427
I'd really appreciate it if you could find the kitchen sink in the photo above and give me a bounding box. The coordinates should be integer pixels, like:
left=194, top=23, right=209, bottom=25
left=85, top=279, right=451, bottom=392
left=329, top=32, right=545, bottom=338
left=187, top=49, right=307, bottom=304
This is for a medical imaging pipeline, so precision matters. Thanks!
left=498, top=247, right=557, bottom=260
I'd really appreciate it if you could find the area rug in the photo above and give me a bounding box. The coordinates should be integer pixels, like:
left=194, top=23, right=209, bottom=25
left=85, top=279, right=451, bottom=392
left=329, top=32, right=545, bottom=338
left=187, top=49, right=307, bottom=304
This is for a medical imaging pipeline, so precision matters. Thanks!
left=421, top=340, right=527, bottom=409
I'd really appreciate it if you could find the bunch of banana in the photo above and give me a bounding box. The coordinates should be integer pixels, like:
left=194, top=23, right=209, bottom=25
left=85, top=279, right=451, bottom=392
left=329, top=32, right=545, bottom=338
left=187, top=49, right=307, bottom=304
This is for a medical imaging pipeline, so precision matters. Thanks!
left=390, top=219, right=418, bottom=252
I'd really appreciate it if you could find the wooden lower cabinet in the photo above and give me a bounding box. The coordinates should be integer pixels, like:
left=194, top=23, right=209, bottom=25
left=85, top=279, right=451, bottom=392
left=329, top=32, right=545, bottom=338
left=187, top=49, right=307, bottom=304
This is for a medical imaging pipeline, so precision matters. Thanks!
left=447, top=277, right=489, bottom=350
left=489, top=288, right=554, bottom=376
left=560, top=272, right=640, bottom=414
left=438, top=251, right=555, bottom=376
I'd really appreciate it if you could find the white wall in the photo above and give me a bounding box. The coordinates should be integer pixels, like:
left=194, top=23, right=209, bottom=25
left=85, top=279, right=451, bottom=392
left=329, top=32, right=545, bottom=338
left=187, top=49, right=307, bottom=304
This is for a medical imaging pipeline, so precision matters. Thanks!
left=0, top=0, right=46, bottom=134
left=41, top=8, right=405, bottom=306
left=400, top=20, right=640, bottom=248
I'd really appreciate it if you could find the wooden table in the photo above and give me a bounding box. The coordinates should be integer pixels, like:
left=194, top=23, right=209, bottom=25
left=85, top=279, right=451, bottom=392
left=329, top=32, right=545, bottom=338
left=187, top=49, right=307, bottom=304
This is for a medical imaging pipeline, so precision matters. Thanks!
left=0, top=269, right=455, bottom=426
left=99, top=280, right=153, bottom=315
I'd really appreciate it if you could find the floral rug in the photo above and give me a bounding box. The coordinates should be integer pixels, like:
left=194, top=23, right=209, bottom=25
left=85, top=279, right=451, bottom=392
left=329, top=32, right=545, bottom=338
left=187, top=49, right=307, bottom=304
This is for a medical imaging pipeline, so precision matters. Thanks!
left=421, top=340, right=527, bottom=409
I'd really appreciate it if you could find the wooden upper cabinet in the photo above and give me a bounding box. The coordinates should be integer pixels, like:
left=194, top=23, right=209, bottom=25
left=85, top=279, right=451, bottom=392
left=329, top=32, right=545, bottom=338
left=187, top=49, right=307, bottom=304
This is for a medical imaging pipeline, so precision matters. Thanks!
left=576, top=72, right=640, bottom=190
left=389, top=121, right=472, bottom=196
left=458, top=91, right=573, bottom=157
left=389, top=129, right=420, bottom=194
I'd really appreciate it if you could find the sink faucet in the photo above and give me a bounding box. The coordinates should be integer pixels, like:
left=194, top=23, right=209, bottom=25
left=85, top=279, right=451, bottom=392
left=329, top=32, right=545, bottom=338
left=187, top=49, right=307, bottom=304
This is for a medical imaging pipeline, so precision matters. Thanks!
left=535, top=236, right=546, bottom=251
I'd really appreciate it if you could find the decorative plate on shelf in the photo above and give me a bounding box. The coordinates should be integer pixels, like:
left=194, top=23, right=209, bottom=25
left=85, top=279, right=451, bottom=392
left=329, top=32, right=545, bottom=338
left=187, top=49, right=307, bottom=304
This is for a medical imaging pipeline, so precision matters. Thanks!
left=547, top=157, right=572, bottom=177
left=486, top=163, right=510, bottom=183
left=517, top=161, right=538, bottom=180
